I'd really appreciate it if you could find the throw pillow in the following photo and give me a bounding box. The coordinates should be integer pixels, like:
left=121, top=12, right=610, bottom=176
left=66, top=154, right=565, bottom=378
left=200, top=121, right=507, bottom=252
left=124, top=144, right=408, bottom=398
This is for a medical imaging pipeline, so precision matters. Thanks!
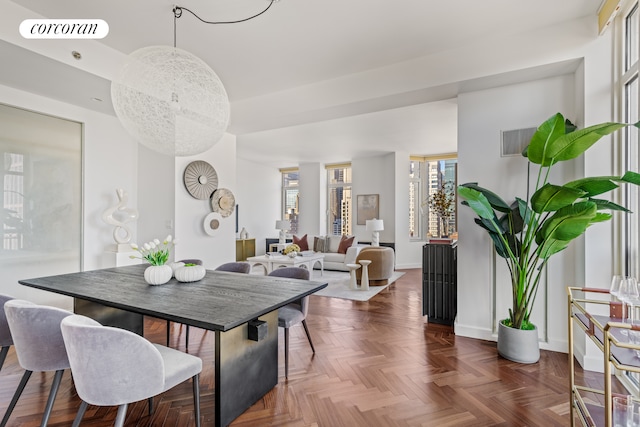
left=337, top=235, right=355, bottom=254
left=313, top=236, right=326, bottom=253
left=293, top=234, right=309, bottom=251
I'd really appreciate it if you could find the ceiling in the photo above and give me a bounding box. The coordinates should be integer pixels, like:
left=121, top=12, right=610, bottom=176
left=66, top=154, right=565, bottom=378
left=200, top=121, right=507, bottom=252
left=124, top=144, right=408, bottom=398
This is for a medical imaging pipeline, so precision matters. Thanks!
left=3, top=0, right=603, bottom=167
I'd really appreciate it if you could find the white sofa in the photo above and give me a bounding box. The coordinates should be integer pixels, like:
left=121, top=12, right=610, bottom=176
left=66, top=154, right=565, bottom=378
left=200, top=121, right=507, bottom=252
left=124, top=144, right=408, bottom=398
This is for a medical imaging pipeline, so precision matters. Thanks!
left=297, top=235, right=368, bottom=272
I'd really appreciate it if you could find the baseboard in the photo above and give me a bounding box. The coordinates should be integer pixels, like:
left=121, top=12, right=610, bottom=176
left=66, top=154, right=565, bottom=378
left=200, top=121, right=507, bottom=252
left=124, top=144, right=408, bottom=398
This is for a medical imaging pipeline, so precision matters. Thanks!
left=396, top=263, right=421, bottom=270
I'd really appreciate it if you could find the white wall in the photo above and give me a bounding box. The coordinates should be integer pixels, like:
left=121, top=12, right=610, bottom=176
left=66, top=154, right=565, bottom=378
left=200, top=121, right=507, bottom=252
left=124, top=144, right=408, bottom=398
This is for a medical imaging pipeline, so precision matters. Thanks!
left=174, top=134, right=237, bottom=268
left=352, top=155, right=395, bottom=244
left=456, top=74, right=579, bottom=353
left=299, top=163, right=324, bottom=236
left=235, top=157, right=281, bottom=255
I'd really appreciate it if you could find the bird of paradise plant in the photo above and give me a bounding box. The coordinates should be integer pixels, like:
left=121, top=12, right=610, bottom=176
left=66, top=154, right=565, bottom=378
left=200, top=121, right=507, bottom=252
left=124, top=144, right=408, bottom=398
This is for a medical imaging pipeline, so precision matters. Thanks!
left=458, top=113, right=640, bottom=330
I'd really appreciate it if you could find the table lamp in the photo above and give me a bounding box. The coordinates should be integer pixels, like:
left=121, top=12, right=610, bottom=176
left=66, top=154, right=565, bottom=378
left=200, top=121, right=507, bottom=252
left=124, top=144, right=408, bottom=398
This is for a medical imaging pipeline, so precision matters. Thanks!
left=366, top=218, right=384, bottom=246
left=275, top=220, right=291, bottom=244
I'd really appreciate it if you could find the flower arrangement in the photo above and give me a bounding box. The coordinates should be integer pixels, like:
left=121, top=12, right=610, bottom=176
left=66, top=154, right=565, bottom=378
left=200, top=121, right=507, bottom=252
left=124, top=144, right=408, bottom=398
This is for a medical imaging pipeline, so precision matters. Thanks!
left=283, top=244, right=300, bottom=255
left=130, top=235, right=176, bottom=265
left=424, top=181, right=455, bottom=237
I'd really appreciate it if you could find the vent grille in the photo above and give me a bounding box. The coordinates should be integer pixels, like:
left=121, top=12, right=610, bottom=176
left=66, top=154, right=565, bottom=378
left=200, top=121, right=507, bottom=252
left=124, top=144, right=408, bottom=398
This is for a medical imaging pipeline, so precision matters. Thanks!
left=501, top=127, right=536, bottom=157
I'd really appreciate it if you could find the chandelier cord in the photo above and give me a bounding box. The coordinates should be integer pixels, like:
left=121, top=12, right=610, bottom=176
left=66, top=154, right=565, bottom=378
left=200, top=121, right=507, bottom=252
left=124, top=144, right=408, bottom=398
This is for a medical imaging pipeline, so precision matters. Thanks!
left=173, top=1, right=275, bottom=27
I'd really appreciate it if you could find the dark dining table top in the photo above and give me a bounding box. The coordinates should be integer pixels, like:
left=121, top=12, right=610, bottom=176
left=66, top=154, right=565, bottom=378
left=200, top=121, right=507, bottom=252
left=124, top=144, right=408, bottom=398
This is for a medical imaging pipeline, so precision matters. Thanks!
left=19, top=264, right=328, bottom=332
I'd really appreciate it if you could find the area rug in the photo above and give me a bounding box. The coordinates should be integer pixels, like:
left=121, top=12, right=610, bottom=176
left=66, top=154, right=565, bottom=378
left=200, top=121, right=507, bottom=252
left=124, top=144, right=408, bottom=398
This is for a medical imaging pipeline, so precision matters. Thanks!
left=311, top=270, right=405, bottom=301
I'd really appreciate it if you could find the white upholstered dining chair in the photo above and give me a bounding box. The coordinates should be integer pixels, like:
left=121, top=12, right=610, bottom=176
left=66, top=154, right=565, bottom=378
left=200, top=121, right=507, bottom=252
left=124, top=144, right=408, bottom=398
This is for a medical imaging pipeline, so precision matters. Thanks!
left=61, top=314, right=203, bottom=427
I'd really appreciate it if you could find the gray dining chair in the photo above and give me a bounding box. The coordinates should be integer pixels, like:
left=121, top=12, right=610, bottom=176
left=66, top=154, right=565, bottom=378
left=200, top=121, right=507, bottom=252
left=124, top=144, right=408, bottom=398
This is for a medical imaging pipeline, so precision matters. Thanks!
left=61, top=314, right=202, bottom=427
left=2, top=299, right=72, bottom=427
left=0, top=294, right=14, bottom=373
left=267, top=267, right=314, bottom=378
left=215, top=262, right=251, bottom=273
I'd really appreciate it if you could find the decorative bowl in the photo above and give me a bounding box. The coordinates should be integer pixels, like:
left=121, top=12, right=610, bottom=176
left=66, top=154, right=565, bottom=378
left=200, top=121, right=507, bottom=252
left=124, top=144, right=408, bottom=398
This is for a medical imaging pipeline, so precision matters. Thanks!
left=175, top=264, right=206, bottom=283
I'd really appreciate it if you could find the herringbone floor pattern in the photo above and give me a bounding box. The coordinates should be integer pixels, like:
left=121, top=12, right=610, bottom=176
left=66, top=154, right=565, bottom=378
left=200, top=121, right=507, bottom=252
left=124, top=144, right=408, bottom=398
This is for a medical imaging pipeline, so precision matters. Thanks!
left=0, top=269, right=622, bottom=426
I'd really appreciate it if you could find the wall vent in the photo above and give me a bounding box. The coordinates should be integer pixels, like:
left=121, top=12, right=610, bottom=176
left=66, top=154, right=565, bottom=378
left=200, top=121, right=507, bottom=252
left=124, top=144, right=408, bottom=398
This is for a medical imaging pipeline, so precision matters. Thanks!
left=500, top=127, right=536, bottom=157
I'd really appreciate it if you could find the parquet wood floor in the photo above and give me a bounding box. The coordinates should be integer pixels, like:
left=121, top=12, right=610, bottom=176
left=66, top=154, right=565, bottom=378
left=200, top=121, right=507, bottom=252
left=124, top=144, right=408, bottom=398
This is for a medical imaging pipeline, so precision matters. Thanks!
left=0, top=268, right=623, bottom=426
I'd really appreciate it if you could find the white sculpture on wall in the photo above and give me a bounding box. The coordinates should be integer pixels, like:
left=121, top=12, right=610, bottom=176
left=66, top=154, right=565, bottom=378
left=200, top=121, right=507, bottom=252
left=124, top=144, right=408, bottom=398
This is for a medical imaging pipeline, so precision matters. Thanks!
left=102, top=188, right=139, bottom=247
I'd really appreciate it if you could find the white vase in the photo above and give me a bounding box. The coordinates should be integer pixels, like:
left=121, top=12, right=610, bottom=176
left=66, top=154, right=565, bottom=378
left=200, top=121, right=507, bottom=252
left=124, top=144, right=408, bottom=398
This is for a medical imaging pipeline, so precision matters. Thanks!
left=168, top=261, right=185, bottom=277
left=240, top=227, right=248, bottom=239
left=175, top=265, right=206, bottom=283
left=144, top=265, right=172, bottom=285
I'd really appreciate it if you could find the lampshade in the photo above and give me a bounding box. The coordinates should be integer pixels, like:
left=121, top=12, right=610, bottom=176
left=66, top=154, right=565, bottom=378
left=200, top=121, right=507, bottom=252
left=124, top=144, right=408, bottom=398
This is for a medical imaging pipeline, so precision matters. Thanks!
left=111, top=45, right=230, bottom=157
left=275, top=220, right=291, bottom=230
left=366, top=219, right=384, bottom=232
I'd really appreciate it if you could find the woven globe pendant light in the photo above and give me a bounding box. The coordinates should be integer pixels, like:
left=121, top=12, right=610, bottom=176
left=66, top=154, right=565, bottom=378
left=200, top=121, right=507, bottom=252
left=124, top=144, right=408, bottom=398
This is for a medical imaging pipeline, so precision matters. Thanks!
left=111, top=45, right=230, bottom=157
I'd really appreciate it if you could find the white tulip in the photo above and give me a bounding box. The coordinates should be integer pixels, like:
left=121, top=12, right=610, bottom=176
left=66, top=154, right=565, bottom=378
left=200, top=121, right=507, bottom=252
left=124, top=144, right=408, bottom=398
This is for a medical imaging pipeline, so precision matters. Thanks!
left=149, top=242, right=157, bottom=249
left=144, top=243, right=151, bottom=251
left=130, top=243, right=138, bottom=250
left=166, top=235, right=173, bottom=242
left=154, top=239, right=160, bottom=246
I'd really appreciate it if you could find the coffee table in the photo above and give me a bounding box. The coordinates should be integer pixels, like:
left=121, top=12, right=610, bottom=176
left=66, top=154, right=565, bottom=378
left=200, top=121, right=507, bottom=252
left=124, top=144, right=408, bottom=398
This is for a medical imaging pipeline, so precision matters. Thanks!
left=247, top=253, right=324, bottom=277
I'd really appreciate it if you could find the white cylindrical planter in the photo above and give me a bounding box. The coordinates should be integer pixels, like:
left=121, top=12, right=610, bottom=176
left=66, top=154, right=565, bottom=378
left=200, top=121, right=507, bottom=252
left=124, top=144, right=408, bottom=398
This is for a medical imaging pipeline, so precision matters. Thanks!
left=497, top=322, right=540, bottom=364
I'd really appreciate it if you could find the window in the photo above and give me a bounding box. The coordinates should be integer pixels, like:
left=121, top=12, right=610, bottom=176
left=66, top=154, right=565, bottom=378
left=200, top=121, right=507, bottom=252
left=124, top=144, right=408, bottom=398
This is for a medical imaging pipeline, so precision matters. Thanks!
left=409, top=156, right=457, bottom=240
left=622, top=2, right=640, bottom=278
left=281, top=169, right=299, bottom=235
left=618, top=0, right=640, bottom=392
left=326, top=164, right=352, bottom=236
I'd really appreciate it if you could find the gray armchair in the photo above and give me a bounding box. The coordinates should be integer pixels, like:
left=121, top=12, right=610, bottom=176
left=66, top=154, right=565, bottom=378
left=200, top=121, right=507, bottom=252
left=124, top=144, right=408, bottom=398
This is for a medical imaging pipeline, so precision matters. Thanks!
left=268, top=267, right=314, bottom=378
left=61, top=314, right=203, bottom=427
left=2, top=299, right=72, bottom=427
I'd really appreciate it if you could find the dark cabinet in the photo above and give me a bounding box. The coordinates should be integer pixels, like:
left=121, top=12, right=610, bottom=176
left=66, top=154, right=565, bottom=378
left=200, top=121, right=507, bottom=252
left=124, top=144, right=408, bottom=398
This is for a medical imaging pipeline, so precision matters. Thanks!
left=422, top=242, right=457, bottom=325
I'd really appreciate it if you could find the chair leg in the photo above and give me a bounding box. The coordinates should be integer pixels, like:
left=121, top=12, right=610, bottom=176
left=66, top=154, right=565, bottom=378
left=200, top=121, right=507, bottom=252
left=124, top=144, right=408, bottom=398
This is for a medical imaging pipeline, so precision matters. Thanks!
left=166, top=320, right=171, bottom=346
left=71, top=401, right=88, bottom=427
left=186, top=325, right=190, bottom=351
left=1, top=369, right=33, bottom=427
left=40, top=369, right=64, bottom=427
left=148, top=397, right=154, bottom=416
left=0, top=346, right=9, bottom=372
left=193, top=374, right=201, bottom=427
left=301, top=320, right=315, bottom=353
left=284, top=328, right=289, bottom=379
left=114, top=403, right=128, bottom=427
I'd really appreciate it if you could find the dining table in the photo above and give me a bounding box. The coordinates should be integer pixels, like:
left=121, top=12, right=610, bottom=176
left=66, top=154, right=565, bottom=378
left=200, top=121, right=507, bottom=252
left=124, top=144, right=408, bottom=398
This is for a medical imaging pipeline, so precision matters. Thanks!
left=18, top=264, right=327, bottom=426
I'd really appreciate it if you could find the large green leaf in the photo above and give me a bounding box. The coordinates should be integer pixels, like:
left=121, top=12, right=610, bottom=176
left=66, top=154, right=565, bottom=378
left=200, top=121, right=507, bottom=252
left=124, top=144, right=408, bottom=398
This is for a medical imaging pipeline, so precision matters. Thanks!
left=458, top=186, right=499, bottom=220
left=531, top=184, right=586, bottom=213
left=537, top=237, right=572, bottom=259
left=525, top=113, right=565, bottom=165
left=535, top=202, right=597, bottom=246
left=622, top=171, right=640, bottom=185
left=564, top=176, right=619, bottom=197
left=591, top=198, right=631, bottom=213
left=544, top=122, right=627, bottom=165
left=499, top=201, right=525, bottom=234
left=590, top=212, right=613, bottom=223
left=459, top=183, right=510, bottom=213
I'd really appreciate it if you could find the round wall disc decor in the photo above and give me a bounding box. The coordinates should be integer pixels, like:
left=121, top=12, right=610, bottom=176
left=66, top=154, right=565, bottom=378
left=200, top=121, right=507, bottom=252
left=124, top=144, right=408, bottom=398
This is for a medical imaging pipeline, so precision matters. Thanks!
left=184, top=161, right=218, bottom=199
left=211, top=188, right=235, bottom=217
left=203, top=212, right=223, bottom=236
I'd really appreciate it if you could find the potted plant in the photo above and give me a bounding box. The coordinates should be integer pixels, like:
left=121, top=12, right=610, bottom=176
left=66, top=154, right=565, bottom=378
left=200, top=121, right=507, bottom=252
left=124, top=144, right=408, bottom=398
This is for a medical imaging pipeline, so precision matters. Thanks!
left=458, top=112, right=640, bottom=363
left=130, top=235, right=177, bottom=285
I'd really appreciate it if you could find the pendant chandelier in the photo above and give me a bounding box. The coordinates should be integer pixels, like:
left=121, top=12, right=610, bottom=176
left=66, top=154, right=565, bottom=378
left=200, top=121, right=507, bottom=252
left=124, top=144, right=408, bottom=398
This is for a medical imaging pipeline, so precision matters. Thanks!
left=111, top=2, right=278, bottom=157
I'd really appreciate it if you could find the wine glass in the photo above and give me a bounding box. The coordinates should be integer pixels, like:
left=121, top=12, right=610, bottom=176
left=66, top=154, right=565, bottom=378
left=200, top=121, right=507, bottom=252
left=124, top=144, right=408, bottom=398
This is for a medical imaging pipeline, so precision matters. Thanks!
left=619, top=277, right=640, bottom=329
left=611, top=274, right=624, bottom=300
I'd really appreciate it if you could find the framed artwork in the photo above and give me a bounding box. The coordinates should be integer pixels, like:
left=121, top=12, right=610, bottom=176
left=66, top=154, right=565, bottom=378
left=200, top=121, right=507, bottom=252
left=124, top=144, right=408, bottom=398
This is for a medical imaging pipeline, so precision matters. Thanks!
left=357, top=194, right=379, bottom=225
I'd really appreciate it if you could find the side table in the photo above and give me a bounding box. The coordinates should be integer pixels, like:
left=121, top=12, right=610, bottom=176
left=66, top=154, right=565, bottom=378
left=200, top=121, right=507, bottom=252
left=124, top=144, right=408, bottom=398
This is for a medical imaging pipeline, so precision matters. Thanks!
left=346, top=263, right=361, bottom=290
left=359, top=260, right=371, bottom=291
